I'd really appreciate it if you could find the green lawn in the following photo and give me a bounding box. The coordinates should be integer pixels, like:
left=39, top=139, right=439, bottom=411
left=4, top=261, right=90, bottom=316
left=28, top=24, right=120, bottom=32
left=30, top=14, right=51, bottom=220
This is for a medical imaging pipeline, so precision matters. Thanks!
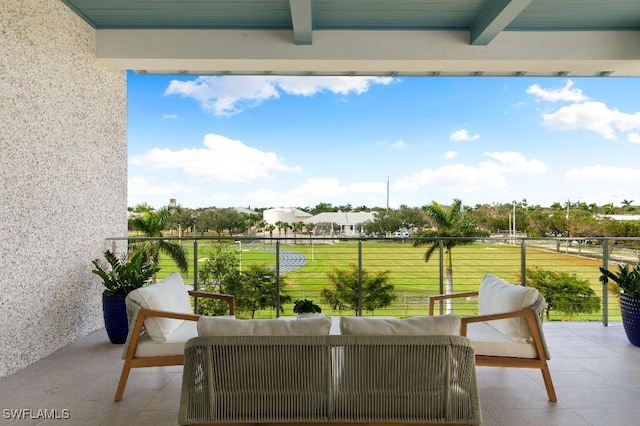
left=155, top=239, right=617, bottom=321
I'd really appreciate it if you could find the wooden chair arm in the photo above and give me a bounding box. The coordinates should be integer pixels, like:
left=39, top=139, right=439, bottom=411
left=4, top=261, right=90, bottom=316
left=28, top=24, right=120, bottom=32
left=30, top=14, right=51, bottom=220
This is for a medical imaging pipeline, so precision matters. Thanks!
left=139, top=307, right=201, bottom=322
left=123, top=307, right=201, bottom=362
left=459, top=308, right=535, bottom=336
left=428, top=291, right=479, bottom=315
left=188, top=290, right=235, bottom=315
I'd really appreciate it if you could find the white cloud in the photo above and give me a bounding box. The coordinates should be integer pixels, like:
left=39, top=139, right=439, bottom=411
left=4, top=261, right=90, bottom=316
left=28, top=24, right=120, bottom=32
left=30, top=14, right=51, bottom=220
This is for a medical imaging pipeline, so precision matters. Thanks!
left=394, top=152, right=546, bottom=192
left=484, top=151, right=547, bottom=174
left=542, top=101, right=640, bottom=140
left=247, top=178, right=385, bottom=207
left=165, top=76, right=393, bottom=116
left=391, top=140, right=406, bottom=149
left=162, top=113, right=178, bottom=119
left=629, top=133, right=640, bottom=144
left=394, top=163, right=506, bottom=192
left=348, top=181, right=386, bottom=193
left=128, top=176, right=197, bottom=207
left=275, top=76, right=393, bottom=96
left=566, top=165, right=640, bottom=182
left=443, top=150, right=457, bottom=159
left=450, top=129, right=479, bottom=142
left=526, top=80, right=588, bottom=103
left=130, top=134, right=301, bottom=183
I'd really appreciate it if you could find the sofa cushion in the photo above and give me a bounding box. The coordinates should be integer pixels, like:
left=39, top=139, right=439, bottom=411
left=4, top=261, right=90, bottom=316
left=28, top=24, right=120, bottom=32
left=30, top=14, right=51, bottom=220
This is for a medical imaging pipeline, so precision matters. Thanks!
left=127, top=272, right=192, bottom=343
left=197, top=316, right=332, bottom=336
left=467, top=322, right=537, bottom=358
left=339, top=315, right=460, bottom=336
left=134, top=320, right=198, bottom=357
left=478, top=274, right=539, bottom=341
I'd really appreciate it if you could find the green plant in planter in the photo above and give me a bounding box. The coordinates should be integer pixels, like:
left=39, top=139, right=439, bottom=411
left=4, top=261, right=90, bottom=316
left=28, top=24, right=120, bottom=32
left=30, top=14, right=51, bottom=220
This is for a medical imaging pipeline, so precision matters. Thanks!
left=293, top=298, right=322, bottom=314
left=600, top=263, right=640, bottom=347
left=92, top=249, right=160, bottom=296
left=599, top=263, right=640, bottom=297
left=91, top=249, right=160, bottom=344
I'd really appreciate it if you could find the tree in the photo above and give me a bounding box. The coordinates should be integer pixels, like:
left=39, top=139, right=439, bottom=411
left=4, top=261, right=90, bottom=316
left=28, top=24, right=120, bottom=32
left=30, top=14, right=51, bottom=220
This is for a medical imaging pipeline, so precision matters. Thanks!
left=275, top=221, right=291, bottom=238
left=413, top=199, right=489, bottom=313
left=603, top=203, right=616, bottom=215
left=292, top=221, right=305, bottom=244
left=321, top=263, right=396, bottom=315
left=128, top=203, right=188, bottom=277
left=364, top=212, right=402, bottom=236
left=524, top=267, right=600, bottom=320
left=163, top=206, right=195, bottom=236
left=265, top=223, right=276, bottom=243
left=222, top=264, right=292, bottom=318
left=197, top=244, right=240, bottom=315
left=310, top=202, right=335, bottom=215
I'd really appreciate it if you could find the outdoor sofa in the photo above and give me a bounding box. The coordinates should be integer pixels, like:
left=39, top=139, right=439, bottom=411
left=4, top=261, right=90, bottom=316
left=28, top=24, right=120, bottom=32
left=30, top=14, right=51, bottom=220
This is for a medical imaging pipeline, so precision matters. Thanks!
left=179, top=315, right=482, bottom=426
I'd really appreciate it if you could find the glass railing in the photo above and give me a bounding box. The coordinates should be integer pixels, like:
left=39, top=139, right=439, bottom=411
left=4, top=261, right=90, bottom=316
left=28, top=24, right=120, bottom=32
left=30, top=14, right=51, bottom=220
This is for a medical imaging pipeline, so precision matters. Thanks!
left=105, top=235, right=638, bottom=324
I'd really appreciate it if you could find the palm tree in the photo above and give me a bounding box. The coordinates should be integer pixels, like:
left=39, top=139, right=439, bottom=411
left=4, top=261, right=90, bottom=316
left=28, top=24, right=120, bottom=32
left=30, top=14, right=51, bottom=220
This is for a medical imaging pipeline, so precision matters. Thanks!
left=128, top=204, right=188, bottom=279
left=603, top=203, right=615, bottom=215
left=292, top=221, right=305, bottom=244
left=275, top=221, right=290, bottom=238
left=414, top=199, right=489, bottom=313
left=265, top=223, right=276, bottom=243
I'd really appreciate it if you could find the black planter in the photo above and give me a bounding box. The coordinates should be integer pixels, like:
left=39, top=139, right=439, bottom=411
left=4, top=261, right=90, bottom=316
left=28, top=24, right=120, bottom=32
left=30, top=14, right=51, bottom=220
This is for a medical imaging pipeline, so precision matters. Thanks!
left=102, top=293, right=129, bottom=344
left=620, top=292, right=640, bottom=347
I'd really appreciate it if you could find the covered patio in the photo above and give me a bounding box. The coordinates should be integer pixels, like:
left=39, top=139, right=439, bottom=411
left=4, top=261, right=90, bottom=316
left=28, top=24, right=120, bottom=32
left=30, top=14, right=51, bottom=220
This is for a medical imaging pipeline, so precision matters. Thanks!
left=3, top=1, right=640, bottom=425
left=1, top=322, right=639, bottom=425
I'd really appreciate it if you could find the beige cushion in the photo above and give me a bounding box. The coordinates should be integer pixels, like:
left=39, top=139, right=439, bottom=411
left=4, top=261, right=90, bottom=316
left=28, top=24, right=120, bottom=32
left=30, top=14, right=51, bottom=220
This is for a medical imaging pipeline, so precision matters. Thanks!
left=197, top=316, right=332, bottom=336
left=134, top=320, right=198, bottom=357
left=128, top=272, right=192, bottom=343
left=478, top=274, right=539, bottom=341
left=467, top=322, right=537, bottom=358
left=340, top=315, right=460, bottom=336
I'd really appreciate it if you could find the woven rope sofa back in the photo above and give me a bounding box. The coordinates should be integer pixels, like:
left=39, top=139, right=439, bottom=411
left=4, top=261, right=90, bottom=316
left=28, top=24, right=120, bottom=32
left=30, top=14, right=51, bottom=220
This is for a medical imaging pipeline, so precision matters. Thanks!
left=179, top=335, right=481, bottom=425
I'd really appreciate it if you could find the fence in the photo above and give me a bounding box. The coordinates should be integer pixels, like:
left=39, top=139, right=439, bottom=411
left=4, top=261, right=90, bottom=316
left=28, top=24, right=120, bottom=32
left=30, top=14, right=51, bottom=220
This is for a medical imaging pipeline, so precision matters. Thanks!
left=106, top=235, right=640, bottom=324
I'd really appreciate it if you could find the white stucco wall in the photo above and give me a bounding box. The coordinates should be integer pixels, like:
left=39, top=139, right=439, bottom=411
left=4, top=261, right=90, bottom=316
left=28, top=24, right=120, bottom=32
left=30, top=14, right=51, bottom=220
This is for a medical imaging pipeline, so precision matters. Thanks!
left=0, top=1, right=127, bottom=378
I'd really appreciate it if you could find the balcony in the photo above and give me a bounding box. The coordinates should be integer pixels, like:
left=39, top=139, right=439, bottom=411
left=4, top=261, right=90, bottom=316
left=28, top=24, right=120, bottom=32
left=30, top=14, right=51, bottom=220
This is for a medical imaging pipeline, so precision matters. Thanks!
left=2, top=236, right=639, bottom=425
left=0, top=322, right=638, bottom=425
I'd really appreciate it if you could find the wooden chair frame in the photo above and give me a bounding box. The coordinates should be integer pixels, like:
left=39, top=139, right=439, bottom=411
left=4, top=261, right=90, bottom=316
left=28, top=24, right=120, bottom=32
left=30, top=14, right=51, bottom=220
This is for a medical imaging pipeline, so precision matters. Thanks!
left=429, top=291, right=557, bottom=402
left=114, top=291, right=234, bottom=401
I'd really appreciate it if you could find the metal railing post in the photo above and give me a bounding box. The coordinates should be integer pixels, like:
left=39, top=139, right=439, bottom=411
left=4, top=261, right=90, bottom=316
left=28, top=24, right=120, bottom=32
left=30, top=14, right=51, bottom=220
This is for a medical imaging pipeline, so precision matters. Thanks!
left=275, top=240, right=281, bottom=318
left=438, top=240, right=444, bottom=315
left=193, top=240, right=199, bottom=314
left=602, top=239, right=609, bottom=326
left=520, top=239, right=527, bottom=286
left=357, top=240, right=363, bottom=317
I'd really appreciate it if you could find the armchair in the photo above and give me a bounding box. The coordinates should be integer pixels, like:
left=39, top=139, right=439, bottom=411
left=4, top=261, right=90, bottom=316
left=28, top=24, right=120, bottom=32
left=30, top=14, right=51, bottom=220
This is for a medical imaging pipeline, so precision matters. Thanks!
left=114, top=272, right=234, bottom=401
left=429, top=274, right=557, bottom=402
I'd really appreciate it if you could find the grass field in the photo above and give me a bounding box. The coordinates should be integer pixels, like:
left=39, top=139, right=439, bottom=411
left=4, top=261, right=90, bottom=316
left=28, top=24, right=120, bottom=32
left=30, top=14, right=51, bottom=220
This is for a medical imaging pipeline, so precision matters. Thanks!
left=155, top=239, right=618, bottom=321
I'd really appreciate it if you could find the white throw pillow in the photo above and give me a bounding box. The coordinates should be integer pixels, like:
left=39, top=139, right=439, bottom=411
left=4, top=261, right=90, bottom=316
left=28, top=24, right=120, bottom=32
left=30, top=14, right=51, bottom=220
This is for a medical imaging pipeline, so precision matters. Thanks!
left=478, top=274, right=539, bottom=340
left=339, top=315, right=460, bottom=336
left=128, top=272, right=192, bottom=343
left=197, top=316, right=332, bottom=336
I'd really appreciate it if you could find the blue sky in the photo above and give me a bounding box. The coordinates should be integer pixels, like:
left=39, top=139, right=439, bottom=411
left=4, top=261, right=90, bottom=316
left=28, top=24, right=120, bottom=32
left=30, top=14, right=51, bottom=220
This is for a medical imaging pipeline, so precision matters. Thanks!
left=128, top=73, right=640, bottom=210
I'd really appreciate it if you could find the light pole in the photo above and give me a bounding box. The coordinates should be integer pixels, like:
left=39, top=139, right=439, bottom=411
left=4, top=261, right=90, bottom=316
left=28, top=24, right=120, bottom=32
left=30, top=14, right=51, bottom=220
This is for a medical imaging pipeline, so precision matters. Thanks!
left=235, top=240, right=242, bottom=271
left=513, top=202, right=516, bottom=243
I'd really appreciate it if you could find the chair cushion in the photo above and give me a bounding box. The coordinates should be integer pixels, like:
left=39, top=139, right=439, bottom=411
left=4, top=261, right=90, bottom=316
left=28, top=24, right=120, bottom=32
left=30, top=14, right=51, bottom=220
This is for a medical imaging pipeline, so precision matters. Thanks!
left=128, top=272, right=192, bottom=343
left=197, top=316, right=332, bottom=336
left=478, top=274, right=539, bottom=341
left=134, top=320, right=198, bottom=357
left=467, top=322, right=537, bottom=358
left=340, top=315, right=460, bottom=336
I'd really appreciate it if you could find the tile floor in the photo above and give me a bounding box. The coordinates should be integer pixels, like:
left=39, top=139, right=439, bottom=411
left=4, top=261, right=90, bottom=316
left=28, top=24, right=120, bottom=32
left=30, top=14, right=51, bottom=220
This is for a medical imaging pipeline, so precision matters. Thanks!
left=1, top=322, right=640, bottom=425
